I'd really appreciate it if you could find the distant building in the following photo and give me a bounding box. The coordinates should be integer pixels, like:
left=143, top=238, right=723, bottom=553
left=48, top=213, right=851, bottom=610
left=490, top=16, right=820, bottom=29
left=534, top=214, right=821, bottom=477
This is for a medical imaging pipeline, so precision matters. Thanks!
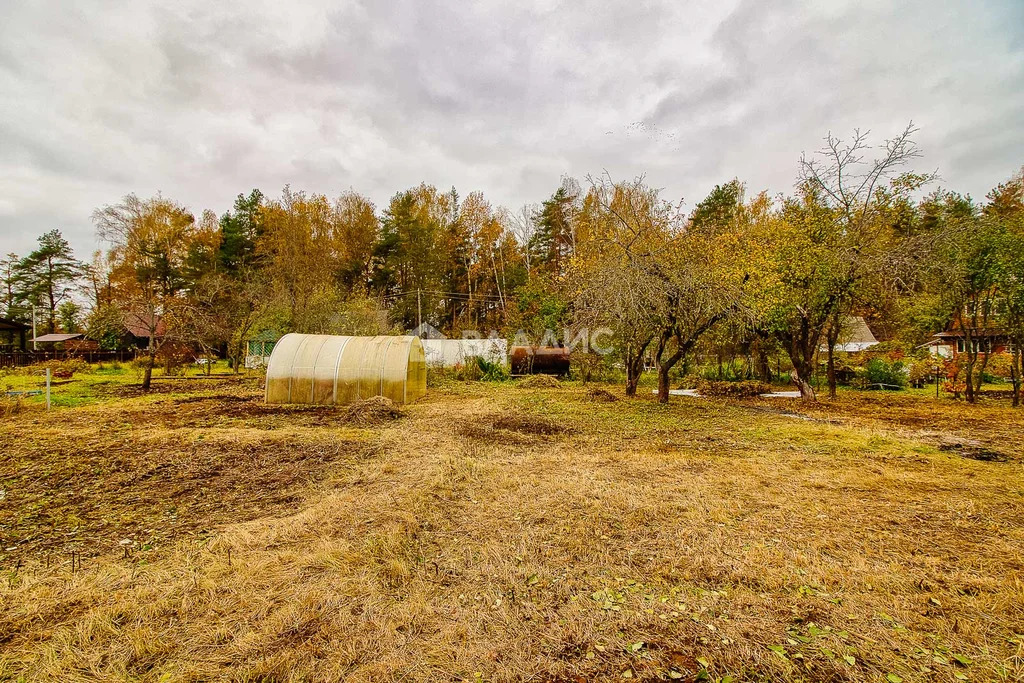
left=929, top=330, right=1012, bottom=360
left=928, top=301, right=1014, bottom=360
left=0, top=317, right=29, bottom=351
left=123, top=311, right=166, bottom=348
left=820, top=316, right=879, bottom=352
left=245, top=330, right=281, bottom=369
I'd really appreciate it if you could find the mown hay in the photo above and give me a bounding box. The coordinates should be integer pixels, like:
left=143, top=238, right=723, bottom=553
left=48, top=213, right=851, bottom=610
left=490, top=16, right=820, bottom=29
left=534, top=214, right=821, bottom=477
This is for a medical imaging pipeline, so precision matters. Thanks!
left=3, top=380, right=1023, bottom=682
left=518, top=374, right=561, bottom=389
left=460, top=412, right=569, bottom=444
left=492, top=414, right=567, bottom=435
left=340, top=396, right=404, bottom=425
left=586, top=387, right=619, bottom=402
left=696, top=379, right=773, bottom=397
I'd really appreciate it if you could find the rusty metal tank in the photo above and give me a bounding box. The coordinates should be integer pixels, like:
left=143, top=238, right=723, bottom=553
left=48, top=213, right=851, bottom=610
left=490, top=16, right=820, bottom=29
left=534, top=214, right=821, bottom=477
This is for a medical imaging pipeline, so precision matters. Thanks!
left=509, top=345, right=571, bottom=376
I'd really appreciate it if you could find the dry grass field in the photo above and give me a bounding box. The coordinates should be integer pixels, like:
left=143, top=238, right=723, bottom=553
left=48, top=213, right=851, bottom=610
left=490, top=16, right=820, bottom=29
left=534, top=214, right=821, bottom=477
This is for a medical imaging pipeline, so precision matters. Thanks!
left=1, top=375, right=1023, bottom=682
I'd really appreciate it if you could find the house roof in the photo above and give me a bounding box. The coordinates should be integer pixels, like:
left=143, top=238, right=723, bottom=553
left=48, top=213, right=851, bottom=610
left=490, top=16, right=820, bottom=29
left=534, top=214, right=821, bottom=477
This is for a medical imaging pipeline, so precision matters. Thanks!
left=932, top=329, right=1006, bottom=339
left=124, top=311, right=166, bottom=338
left=31, top=333, right=84, bottom=343
left=0, top=317, right=29, bottom=332
left=839, top=316, right=878, bottom=345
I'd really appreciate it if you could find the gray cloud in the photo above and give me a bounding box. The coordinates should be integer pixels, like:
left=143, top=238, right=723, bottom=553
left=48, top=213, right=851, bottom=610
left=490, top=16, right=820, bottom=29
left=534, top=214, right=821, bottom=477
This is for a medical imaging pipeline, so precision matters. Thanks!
left=1, top=0, right=1022, bottom=260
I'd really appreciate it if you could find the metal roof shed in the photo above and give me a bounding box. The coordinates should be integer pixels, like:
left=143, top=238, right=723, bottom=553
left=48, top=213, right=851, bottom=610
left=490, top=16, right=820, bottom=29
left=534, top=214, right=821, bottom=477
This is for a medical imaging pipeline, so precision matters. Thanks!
left=30, top=333, right=84, bottom=343
left=265, top=334, right=427, bottom=406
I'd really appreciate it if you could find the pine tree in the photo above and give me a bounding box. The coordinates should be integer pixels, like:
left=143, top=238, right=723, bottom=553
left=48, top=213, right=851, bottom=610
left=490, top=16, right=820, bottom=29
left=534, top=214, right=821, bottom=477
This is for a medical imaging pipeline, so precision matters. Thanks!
left=530, top=182, right=578, bottom=277
left=218, top=189, right=265, bottom=274
left=16, top=230, right=84, bottom=332
left=0, top=252, right=26, bottom=321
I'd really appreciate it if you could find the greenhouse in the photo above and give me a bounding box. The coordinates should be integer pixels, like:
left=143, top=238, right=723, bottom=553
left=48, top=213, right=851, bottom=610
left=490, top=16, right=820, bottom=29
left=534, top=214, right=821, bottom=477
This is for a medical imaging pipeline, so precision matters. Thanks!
left=265, top=334, right=427, bottom=406
left=421, top=338, right=508, bottom=368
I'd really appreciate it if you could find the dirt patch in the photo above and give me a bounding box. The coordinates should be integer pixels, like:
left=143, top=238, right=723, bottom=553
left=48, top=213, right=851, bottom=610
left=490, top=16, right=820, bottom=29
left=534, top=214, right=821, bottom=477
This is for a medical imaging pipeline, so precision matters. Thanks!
left=518, top=374, right=562, bottom=389
left=461, top=412, right=570, bottom=444
left=742, top=403, right=833, bottom=423
left=0, top=431, right=372, bottom=565
left=585, top=387, right=619, bottom=402
left=110, top=394, right=405, bottom=430
left=94, top=376, right=255, bottom=398
left=175, top=393, right=252, bottom=404
left=932, top=435, right=1010, bottom=462
left=776, top=393, right=1024, bottom=461
left=0, top=384, right=389, bottom=565
left=492, top=414, right=568, bottom=435
left=340, top=396, right=404, bottom=426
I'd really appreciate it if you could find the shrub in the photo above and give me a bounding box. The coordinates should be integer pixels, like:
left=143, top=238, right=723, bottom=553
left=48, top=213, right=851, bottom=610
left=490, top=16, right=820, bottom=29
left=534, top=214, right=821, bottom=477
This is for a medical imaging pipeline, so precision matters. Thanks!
left=907, top=358, right=938, bottom=387
left=986, top=353, right=1014, bottom=381
left=426, top=357, right=510, bottom=385
left=6, top=359, right=91, bottom=379
left=1, top=395, right=24, bottom=418
left=569, top=352, right=609, bottom=383
left=862, top=358, right=906, bottom=388
left=695, top=379, right=773, bottom=397
left=475, top=356, right=509, bottom=382
left=677, top=375, right=700, bottom=390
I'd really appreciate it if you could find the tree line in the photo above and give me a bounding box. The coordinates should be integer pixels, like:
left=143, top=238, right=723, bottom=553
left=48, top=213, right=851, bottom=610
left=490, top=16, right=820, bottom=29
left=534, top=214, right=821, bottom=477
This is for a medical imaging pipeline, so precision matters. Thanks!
left=2, top=123, right=1022, bottom=402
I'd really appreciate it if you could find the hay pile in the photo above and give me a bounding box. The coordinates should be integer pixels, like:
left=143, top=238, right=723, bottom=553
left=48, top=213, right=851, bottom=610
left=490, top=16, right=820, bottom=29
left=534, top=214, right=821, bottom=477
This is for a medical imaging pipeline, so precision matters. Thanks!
left=461, top=412, right=569, bottom=443
left=517, top=374, right=561, bottom=389
left=341, top=396, right=404, bottom=425
left=586, top=387, right=619, bottom=402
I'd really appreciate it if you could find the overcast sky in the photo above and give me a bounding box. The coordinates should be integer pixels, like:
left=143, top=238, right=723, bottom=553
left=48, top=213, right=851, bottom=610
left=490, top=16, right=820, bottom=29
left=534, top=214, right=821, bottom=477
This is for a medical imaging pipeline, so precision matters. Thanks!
left=1, top=0, right=1022, bottom=259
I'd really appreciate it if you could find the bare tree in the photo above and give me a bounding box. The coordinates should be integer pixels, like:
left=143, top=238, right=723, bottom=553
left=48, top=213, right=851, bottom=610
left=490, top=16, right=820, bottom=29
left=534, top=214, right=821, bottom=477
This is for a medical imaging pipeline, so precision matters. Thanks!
left=93, top=194, right=208, bottom=390
left=778, top=123, right=932, bottom=399
left=574, top=174, right=746, bottom=401
left=504, top=203, right=539, bottom=275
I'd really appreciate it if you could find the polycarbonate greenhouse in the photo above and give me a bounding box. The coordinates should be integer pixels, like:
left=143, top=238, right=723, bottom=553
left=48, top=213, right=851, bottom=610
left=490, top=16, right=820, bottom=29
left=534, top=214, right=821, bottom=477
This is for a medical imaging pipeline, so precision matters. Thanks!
left=265, top=334, right=427, bottom=406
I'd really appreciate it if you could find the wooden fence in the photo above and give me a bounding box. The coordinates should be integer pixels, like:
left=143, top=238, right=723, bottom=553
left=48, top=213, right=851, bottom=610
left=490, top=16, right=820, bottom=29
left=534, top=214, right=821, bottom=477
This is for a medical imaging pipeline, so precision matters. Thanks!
left=0, top=350, right=137, bottom=368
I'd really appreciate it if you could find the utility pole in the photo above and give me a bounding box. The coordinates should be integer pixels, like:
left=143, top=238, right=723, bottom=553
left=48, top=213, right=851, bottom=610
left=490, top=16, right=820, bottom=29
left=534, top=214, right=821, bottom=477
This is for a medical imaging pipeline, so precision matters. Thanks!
left=417, top=289, right=422, bottom=331
left=32, top=304, right=37, bottom=351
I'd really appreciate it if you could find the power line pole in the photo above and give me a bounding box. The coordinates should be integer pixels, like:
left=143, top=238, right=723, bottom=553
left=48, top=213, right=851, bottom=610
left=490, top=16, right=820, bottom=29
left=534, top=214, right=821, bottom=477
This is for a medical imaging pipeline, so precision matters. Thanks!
left=32, top=304, right=37, bottom=351
left=416, top=289, right=422, bottom=331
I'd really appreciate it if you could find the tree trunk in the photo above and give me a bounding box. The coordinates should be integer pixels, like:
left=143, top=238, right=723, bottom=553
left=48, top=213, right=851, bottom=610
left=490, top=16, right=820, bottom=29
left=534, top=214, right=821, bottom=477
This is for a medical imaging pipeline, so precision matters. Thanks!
left=974, top=343, right=989, bottom=398
left=964, top=330, right=977, bottom=404
left=826, top=311, right=841, bottom=399
left=654, top=329, right=685, bottom=404
left=780, top=324, right=819, bottom=401
left=791, top=363, right=816, bottom=401
left=1011, top=345, right=1022, bottom=408
left=625, top=372, right=639, bottom=396
left=752, top=336, right=771, bottom=382
left=757, top=347, right=771, bottom=382
left=657, top=352, right=684, bottom=404
left=624, top=338, right=651, bottom=397
left=142, top=350, right=155, bottom=392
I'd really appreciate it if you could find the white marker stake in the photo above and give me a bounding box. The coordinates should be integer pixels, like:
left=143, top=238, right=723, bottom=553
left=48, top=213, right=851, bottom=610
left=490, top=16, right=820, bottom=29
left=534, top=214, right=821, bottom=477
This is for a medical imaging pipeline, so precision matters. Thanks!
left=45, top=368, right=51, bottom=410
